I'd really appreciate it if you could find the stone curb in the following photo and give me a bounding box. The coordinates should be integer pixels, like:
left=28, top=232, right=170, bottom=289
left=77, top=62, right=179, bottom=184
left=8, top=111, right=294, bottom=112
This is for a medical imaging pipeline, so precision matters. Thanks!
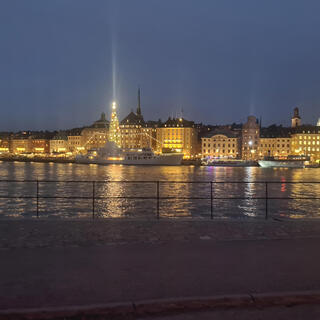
left=0, top=291, right=320, bottom=320
left=1, top=291, right=320, bottom=319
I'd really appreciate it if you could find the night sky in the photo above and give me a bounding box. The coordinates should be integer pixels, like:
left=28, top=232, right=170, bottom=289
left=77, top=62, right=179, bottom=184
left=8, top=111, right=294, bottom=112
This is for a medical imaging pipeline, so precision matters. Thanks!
left=1, top=0, right=320, bottom=131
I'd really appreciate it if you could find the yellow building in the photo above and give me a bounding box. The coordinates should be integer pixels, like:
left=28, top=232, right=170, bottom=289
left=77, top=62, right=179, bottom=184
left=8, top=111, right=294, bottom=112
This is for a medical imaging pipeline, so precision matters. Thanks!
left=156, top=118, right=199, bottom=158
left=241, top=116, right=260, bottom=160
left=120, top=114, right=156, bottom=150
left=11, top=136, right=32, bottom=154
left=291, top=126, right=320, bottom=162
left=30, top=137, right=50, bottom=154
left=67, top=134, right=84, bottom=153
left=119, top=91, right=157, bottom=150
left=201, top=130, right=240, bottom=159
left=0, top=135, right=10, bottom=153
left=259, top=137, right=291, bottom=158
left=50, top=133, right=68, bottom=154
left=81, top=113, right=109, bottom=151
left=258, top=125, right=292, bottom=158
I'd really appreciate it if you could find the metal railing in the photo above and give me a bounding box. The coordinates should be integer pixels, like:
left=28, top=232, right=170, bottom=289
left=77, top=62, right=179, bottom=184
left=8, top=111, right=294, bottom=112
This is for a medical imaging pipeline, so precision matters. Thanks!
left=0, top=180, right=319, bottom=219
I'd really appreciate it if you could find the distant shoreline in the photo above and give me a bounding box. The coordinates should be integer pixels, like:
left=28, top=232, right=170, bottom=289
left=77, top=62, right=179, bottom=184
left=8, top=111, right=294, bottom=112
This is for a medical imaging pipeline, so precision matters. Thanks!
left=0, top=156, right=75, bottom=164
left=0, top=156, right=202, bottom=166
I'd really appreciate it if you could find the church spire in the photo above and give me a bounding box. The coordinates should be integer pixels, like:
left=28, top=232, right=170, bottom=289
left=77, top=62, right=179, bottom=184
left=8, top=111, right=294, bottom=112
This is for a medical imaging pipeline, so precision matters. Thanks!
left=137, top=87, right=141, bottom=116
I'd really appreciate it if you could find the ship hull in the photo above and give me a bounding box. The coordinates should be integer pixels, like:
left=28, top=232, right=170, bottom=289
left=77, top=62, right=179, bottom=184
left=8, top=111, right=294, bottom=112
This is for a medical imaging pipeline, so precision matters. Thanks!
left=258, top=160, right=305, bottom=168
left=203, top=161, right=258, bottom=167
left=76, top=153, right=183, bottom=166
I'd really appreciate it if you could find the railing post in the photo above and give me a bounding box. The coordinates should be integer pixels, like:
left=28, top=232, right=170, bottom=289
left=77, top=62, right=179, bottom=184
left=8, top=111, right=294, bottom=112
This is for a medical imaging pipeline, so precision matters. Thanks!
left=36, top=180, right=39, bottom=218
left=210, top=181, right=213, bottom=219
left=92, top=181, right=95, bottom=219
left=265, top=182, right=268, bottom=220
left=156, top=181, right=160, bottom=219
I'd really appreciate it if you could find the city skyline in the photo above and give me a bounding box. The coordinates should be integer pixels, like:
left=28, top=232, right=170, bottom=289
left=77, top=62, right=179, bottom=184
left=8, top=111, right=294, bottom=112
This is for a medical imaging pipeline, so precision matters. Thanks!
left=1, top=0, right=320, bottom=131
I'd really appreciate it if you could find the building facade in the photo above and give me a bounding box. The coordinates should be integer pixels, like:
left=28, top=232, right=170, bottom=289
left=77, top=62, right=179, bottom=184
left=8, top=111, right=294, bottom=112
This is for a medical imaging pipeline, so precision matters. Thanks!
left=241, top=116, right=260, bottom=160
left=10, top=136, right=32, bottom=154
left=0, top=134, right=10, bottom=153
left=50, top=133, right=68, bottom=153
left=291, top=126, right=320, bottom=162
left=119, top=89, right=157, bottom=150
left=30, top=137, right=50, bottom=154
left=67, top=134, right=83, bottom=153
left=156, top=118, right=199, bottom=158
left=259, top=126, right=292, bottom=158
left=81, top=113, right=109, bottom=151
left=201, top=130, right=240, bottom=159
left=259, top=137, right=291, bottom=158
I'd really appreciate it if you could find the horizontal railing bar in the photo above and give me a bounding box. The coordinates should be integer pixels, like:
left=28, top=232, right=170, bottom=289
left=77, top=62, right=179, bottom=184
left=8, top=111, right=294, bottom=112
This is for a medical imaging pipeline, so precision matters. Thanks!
left=0, top=196, right=37, bottom=199
left=0, top=196, right=320, bottom=200
left=1, top=180, right=320, bottom=184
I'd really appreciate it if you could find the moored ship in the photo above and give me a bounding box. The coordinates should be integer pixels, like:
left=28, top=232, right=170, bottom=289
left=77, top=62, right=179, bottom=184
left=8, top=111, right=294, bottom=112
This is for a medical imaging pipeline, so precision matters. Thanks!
left=258, top=155, right=309, bottom=168
left=75, top=142, right=183, bottom=165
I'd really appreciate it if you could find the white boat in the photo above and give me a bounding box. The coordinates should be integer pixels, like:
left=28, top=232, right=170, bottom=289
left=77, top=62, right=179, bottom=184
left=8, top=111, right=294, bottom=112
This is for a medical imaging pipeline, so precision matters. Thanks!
left=75, top=141, right=183, bottom=165
left=258, top=156, right=309, bottom=168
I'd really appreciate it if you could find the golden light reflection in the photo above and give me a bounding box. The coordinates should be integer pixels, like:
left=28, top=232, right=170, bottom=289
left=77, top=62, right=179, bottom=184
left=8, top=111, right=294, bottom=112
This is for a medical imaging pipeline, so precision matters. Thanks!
left=239, top=167, right=259, bottom=217
left=99, top=165, right=125, bottom=217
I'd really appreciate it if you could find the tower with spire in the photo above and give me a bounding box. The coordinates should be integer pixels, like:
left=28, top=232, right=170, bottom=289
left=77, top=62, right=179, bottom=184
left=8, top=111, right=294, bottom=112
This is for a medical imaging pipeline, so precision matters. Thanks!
left=137, top=87, right=141, bottom=116
left=109, top=101, right=121, bottom=146
left=291, top=107, right=301, bottom=128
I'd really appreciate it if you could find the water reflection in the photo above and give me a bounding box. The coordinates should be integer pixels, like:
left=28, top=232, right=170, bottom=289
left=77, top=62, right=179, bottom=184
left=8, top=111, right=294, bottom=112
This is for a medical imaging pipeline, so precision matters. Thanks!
left=0, top=162, right=320, bottom=218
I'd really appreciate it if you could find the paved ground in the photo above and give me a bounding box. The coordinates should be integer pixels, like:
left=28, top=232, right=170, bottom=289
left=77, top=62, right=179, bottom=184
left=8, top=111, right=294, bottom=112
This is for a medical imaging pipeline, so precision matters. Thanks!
left=142, top=304, right=320, bottom=320
left=1, top=219, right=320, bottom=249
left=1, top=237, right=320, bottom=310
left=1, top=219, right=320, bottom=318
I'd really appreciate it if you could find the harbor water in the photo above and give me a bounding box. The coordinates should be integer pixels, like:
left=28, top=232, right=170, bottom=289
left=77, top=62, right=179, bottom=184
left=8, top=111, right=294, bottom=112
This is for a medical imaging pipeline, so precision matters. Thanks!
left=0, top=161, right=320, bottom=219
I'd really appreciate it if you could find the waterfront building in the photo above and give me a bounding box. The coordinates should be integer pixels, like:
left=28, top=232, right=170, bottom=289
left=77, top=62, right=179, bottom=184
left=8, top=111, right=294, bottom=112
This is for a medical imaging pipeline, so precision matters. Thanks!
left=30, top=134, right=50, bottom=154
left=201, top=129, right=240, bottom=159
left=156, top=117, right=199, bottom=158
left=119, top=89, right=157, bottom=150
left=259, top=126, right=291, bottom=158
left=10, top=135, right=32, bottom=154
left=81, top=112, right=109, bottom=151
left=50, top=132, right=68, bottom=154
left=67, top=130, right=84, bottom=154
left=241, top=116, right=260, bottom=160
left=0, top=134, right=10, bottom=153
left=290, top=126, right=320, bottom=162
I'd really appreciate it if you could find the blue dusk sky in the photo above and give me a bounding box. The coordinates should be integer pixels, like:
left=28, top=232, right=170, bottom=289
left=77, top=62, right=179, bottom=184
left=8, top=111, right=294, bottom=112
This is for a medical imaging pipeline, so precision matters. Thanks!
left=1, top=0, right=320, bottom=131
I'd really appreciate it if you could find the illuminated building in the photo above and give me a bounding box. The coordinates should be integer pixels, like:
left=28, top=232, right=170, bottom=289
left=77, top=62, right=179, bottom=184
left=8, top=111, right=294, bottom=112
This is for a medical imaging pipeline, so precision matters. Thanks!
left=0, top=134, right=10, bottom=153
left=291, top=126, right=320, bottom=162
left=67, top=131, right=84, bottom=153
left=201, top=129, right=240, bottom=159
left=156, top=117, right=199, bottom=158
left=291, top=107, right=301, bottom=128
left=241, top=116, right=260, bottom=160
left=81, top=112, right=109, bottom=151
left=259, top=126, right=291, bottom=158
left=11, top=134, right=32, bottom=154
left=119, top=88, right=157, bottom=150
left=50, top=133, right=68, bottom=153
left=30, top=134, right=50, bottom=154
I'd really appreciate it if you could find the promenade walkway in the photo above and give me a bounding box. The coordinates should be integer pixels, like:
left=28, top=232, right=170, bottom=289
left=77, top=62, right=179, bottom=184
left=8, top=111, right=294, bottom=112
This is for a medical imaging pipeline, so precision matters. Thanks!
left=1, top=219, right=320, bottom=319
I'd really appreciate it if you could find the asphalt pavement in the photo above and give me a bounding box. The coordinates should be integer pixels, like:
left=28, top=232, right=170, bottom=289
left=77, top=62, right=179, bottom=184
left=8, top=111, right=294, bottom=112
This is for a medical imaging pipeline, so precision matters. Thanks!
left=1, top=238, right=320, bottom=312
